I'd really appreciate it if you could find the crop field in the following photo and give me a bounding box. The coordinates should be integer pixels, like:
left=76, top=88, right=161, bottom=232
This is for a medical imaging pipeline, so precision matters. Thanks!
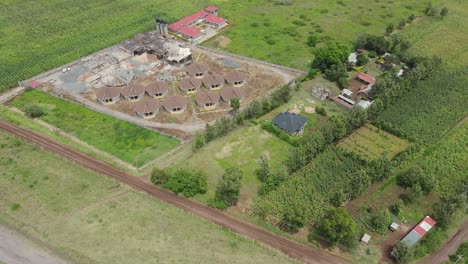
left=373, top=69, right=467, bottom=145
left=174, top=125, right=290, bottom=207
left=337, top=124, right=410, bottom=160
left=0, top=131, right=293, bottom=264
left=206, top=0, right=426, bottom=70
left=9, top=90, right=180, bottom=166
left=399, top=0, right=468, bottom=70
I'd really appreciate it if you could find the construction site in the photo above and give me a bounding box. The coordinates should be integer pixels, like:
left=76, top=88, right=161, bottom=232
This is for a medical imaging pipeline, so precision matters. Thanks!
left=24, top=29, right=300, bottom=140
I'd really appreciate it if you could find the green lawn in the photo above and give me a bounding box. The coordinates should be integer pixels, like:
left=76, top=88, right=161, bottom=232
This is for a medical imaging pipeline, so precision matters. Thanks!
left=0, top=131, right=294, bottom=264
left=174, top=125, right=290, bottom=206
left=9, top=90, right=180, bottom=166
left=207, top=0, right=426, bottom=70
left=337, top=124, right=410, bottom=160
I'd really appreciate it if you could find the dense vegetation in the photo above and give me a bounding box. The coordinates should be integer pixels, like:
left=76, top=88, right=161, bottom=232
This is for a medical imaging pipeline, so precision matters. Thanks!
left=372, top=68, right=467, bottom=145
left=151, top=168, right=208, bottom=198
left=10, top=90, right=179, bottom=165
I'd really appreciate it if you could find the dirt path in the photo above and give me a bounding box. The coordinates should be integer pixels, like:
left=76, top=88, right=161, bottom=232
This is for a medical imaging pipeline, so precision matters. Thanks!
left=0, top=119, right=348, bottom=264
left=419, top=220, right=468, bottom=264
left=0, top=87, right=24, bottom=104
left=0, top=224, right=68, bottom=264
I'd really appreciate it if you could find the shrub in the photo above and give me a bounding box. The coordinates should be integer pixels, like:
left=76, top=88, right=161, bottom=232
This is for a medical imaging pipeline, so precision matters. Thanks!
left=386, top=23, right=395, bottom=34
left=356, top=53, right=369, bottom=66
left=392, top=241, right=414, bottom=264
left=214, top=167, right=243, bottom=207
left=10, top=203, right=21, bottom=211
left=24, top=104, right=45, bottom=118
left=306, top=34, right=319, bottom=47
left=150, top=168, right=170, bottom=185
left=315, top=207, right=356, bottom=247
left=316, top=106, right=326, bottom=116
left=163, top=169, right=207, bottom=197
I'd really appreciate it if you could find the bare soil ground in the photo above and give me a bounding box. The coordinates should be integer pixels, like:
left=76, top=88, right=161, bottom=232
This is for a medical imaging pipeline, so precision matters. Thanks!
left=0, top=119, right=348, bottom=264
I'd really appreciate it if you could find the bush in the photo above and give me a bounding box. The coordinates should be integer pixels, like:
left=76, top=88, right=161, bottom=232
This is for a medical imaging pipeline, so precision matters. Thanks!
left=261, top=121, right=298, bottom=146
left=356, top=53, right=369, bottom=66
left=316, top=106, right=326, bottom=116
left=315, top=207, right=356, bottom=247
left=369, top=208, right=392, bottom=233
left=24, top=104, right=45, bottom=118
left=150, top=168, right=170, bottom=185
left=392, top=241, right=414, bottom=264
left=306, top=34, right=319, bottom=47
left=386, top=23, right=395, bottom=34
left=163, top=169, right=207, bottom=197
left=214, top=167, right=243, bottom=207
left=368, top=51, right=377, bottom=58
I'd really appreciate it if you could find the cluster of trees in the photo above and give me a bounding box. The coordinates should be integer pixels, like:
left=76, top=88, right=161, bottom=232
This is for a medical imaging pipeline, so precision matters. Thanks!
left=255, top=155, right=289, bottom=196
left=386, top=12, right=418, bottom=35
left=355, top=34, right=411, bottom=57
left=210, top=167, right=243, bottom=209
left=363, top=207, right=392, bottom=234
left=193, top=84, right=294, bottom=151
left=150, top=169, right=207, bottom=198
left=314, top=208, right=356, bottom=247
left=396, top=166, right=437, bottom=203
left=310, top=42, right=350, bottom=87
left=425, top=2, right=449, bottom=18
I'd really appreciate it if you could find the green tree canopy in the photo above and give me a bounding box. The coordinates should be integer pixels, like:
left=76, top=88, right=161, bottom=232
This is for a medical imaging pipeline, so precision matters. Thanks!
left=215, top=167, right=243, bottom=207
left=312, top=42, right=350, bottom=71
left=163, top=169, right=207, bottom=197
left=316, top=207, right=356, bottom=247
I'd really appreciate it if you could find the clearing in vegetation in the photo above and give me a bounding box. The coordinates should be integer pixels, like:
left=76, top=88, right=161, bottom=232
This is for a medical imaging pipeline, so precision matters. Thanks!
left=9, top=90, right=180, bottom=166
left=174, top=124, right=290, bottom=207
left=373, top=69, right=467, bottom=145
left=337, top=124, right=410, bottom=160
left=0, top=131, right=293, bottom=264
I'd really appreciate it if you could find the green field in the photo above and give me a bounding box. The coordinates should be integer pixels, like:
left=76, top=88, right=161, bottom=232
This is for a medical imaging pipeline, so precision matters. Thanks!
left=9, top=90, right=180, bottom=166
left=0, top=131, right=294, bottom=264
left=174, top=124, right=290, bottom=207
left=338, top=124, right=410, bottom=160
left=207, top=0, right=426, bottom=69
left=399, top=1, right=468, bottom=69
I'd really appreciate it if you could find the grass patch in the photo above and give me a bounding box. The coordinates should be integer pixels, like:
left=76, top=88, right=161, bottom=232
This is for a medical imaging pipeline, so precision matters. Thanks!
left=0, top=131, right=293, bottom=264
left=337, top=124, right=410, bottom=160
left=174, top=125, right=290, bottom=205
left=9, top=90, right=179, bottom=166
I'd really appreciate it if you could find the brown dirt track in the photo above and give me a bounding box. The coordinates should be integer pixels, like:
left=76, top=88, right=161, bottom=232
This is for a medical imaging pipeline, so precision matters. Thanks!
left=0, top=119, right=348, bottom=264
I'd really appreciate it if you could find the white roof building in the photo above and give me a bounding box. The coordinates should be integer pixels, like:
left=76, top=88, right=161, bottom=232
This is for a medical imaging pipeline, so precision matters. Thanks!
left=348, top=52, right=357, bottom=64
left=361, top=233, right=371, bottom=244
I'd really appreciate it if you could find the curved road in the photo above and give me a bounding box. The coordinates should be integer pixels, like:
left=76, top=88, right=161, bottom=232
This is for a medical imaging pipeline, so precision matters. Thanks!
left=0, top=119, right=348, bottom=264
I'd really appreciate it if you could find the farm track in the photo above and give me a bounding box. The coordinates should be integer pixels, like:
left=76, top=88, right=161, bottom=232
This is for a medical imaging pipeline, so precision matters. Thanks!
left=0, top=119, right=348, bottom=264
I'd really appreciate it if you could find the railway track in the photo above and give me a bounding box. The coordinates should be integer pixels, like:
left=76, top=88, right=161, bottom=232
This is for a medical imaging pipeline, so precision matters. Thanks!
left=0, top=119, right=348, bottom=264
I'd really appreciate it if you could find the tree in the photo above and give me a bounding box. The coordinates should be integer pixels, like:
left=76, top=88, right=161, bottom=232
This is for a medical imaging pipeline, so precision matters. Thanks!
left=24, top=105, right=45, bottom=118
left=440, top=7, right=449, bottom=18
left=163, top=169, right=207, bottom=197
left=386, top=23, right=395, bottom=34
left=348, top=106, right=368, bottom=130
left=230, top=98, right=240, bottom=112
left=312, top=42, right=350, bottom=71
left=369, top=208, right=391, bottom=233
left=306, top=33, right=319, bottom=47
left=355, top=34, right=389, bottom=54
left=392, top=242, right=414, bottom=264
left=256, top=154, right=270, bottom=182
left=316, top=106, right=327, bottom=116
left=214, top=167, right=243, bottom=207
left=150, top=168, right=170, bottom=185
left=192, top=133, right=205, bottom=152
left=316, top=207, right=356, bottom=247
left=405, top=184, right=423, bottom=204
left=356, top=53, right=369, bottom=66
left=324, top=63, right=348, bottom=87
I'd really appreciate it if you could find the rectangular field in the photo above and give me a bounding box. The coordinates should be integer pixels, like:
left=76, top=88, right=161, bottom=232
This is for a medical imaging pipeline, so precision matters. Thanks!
left=9, top=90, right=180, bottom=166
left=337, top=124, right=410, bottom=160
left=0, top=131, right=293, bottom=264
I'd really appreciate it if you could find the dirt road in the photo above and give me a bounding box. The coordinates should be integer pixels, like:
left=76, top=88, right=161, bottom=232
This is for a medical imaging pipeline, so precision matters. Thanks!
left=0, top=119, right=348, bottom=264
left=420, top=220, right=468, bottom=264
left=0, top=224, right=68, bottom=264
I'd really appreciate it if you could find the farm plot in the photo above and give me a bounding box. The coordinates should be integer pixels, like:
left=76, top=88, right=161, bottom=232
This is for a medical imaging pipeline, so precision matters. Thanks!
left=9, top=90, right=180, bottom=166
left=398, top=0, right=468, bottom=70
left=337, top=124, right=409, bottom=160
left=373, top=69, right=468, bottom=145
left=0, top=131, right=293, bottom=264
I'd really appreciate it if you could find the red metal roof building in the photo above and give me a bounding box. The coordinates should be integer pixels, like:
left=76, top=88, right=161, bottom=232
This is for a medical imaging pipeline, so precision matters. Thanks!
left=204, top=14, right=226, bottom=28
left=356, top=72, right=376, bottom=85
left=177, top=26, right=202, bottom=40
left=400, top=216, right=437, bottom=247
left=168, top=10, right=209, bottom=31
left=168, top=6, right=226, bottom=40
left=204, top=6, right=219, bottom=14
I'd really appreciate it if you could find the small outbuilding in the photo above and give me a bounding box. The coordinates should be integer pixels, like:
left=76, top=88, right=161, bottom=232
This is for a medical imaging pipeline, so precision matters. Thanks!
left=272, top=112, right=308, bottom=136
left=96, top=87, right=121, bottom=105
left=187, top=63, right=209, bottom=78
left=361, top=233, right=371, bottom=244
left=146, top=81, right=169, bottom=99
left=122, top=85, right=146, bottom=101
left=196, top=91, right=219, bottom=110
left=179, top=77, right=202, bottom=94
left=220, top=86, right=246, bottom=104
left=163, top=95, right=189, bottom=114
left=202, top=73, right=225, bottom=90
left=225, top=70, right=248, bottom=87
left=390, top=222, right=400, bottom=232
left=134, top=100, right=160, bottom=119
